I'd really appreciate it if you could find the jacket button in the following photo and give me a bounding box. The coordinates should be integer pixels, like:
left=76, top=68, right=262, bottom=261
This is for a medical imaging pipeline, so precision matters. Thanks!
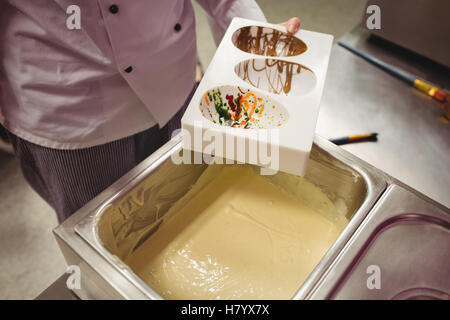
left=109, top=5, right=119, bottom=14
left=124, top=66, right=133, bottom=73
left=174, top=23, right=182, bottom=31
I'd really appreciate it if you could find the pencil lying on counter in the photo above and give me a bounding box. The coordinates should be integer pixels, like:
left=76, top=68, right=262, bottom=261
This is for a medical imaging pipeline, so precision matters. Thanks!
left=330, top=133, right=378, bottom=145
left=338, top=41, right=448, bottom=103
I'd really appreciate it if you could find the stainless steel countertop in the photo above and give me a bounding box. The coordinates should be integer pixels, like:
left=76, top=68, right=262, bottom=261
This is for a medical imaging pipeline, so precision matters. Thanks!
left=35, top=274, right=78, bottom=300
left=316, top=27, right=449, bottom=208
left=37, top=26, right=450, bottom=299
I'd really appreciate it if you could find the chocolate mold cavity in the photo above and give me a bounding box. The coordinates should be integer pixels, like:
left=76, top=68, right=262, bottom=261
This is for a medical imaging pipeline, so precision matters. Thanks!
left=232, top=26, right=307, bottom=57
left=235, top=58, right=316, bottom=96
left=199, top=86, right=289, bottom=129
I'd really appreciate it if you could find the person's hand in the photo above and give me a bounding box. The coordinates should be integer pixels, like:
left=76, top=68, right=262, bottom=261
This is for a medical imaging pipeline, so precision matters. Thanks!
left=279, top=17, right=301, bottom=34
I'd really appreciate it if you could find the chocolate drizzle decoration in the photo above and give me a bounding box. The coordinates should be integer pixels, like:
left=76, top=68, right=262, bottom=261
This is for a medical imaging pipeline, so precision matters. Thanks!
left=232, top=26, right=307, bottom=57
left=235, top=59, right=313, bottom=95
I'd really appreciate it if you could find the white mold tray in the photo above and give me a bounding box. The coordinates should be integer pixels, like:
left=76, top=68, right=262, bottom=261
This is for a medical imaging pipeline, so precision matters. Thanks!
left=181, top=18, right=333, bottom=175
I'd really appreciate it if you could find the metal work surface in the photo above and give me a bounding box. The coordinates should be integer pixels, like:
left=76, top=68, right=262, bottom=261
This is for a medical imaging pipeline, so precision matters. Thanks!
left=316, top=27, right=450, bottom=208
left=35, top=274, right=78, bottom=300
left=308, top=184, right=450, bottom=300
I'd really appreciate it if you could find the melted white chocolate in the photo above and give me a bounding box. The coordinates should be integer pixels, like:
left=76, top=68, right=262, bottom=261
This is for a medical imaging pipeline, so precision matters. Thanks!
left=126, top=166, right=345, bottom=299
